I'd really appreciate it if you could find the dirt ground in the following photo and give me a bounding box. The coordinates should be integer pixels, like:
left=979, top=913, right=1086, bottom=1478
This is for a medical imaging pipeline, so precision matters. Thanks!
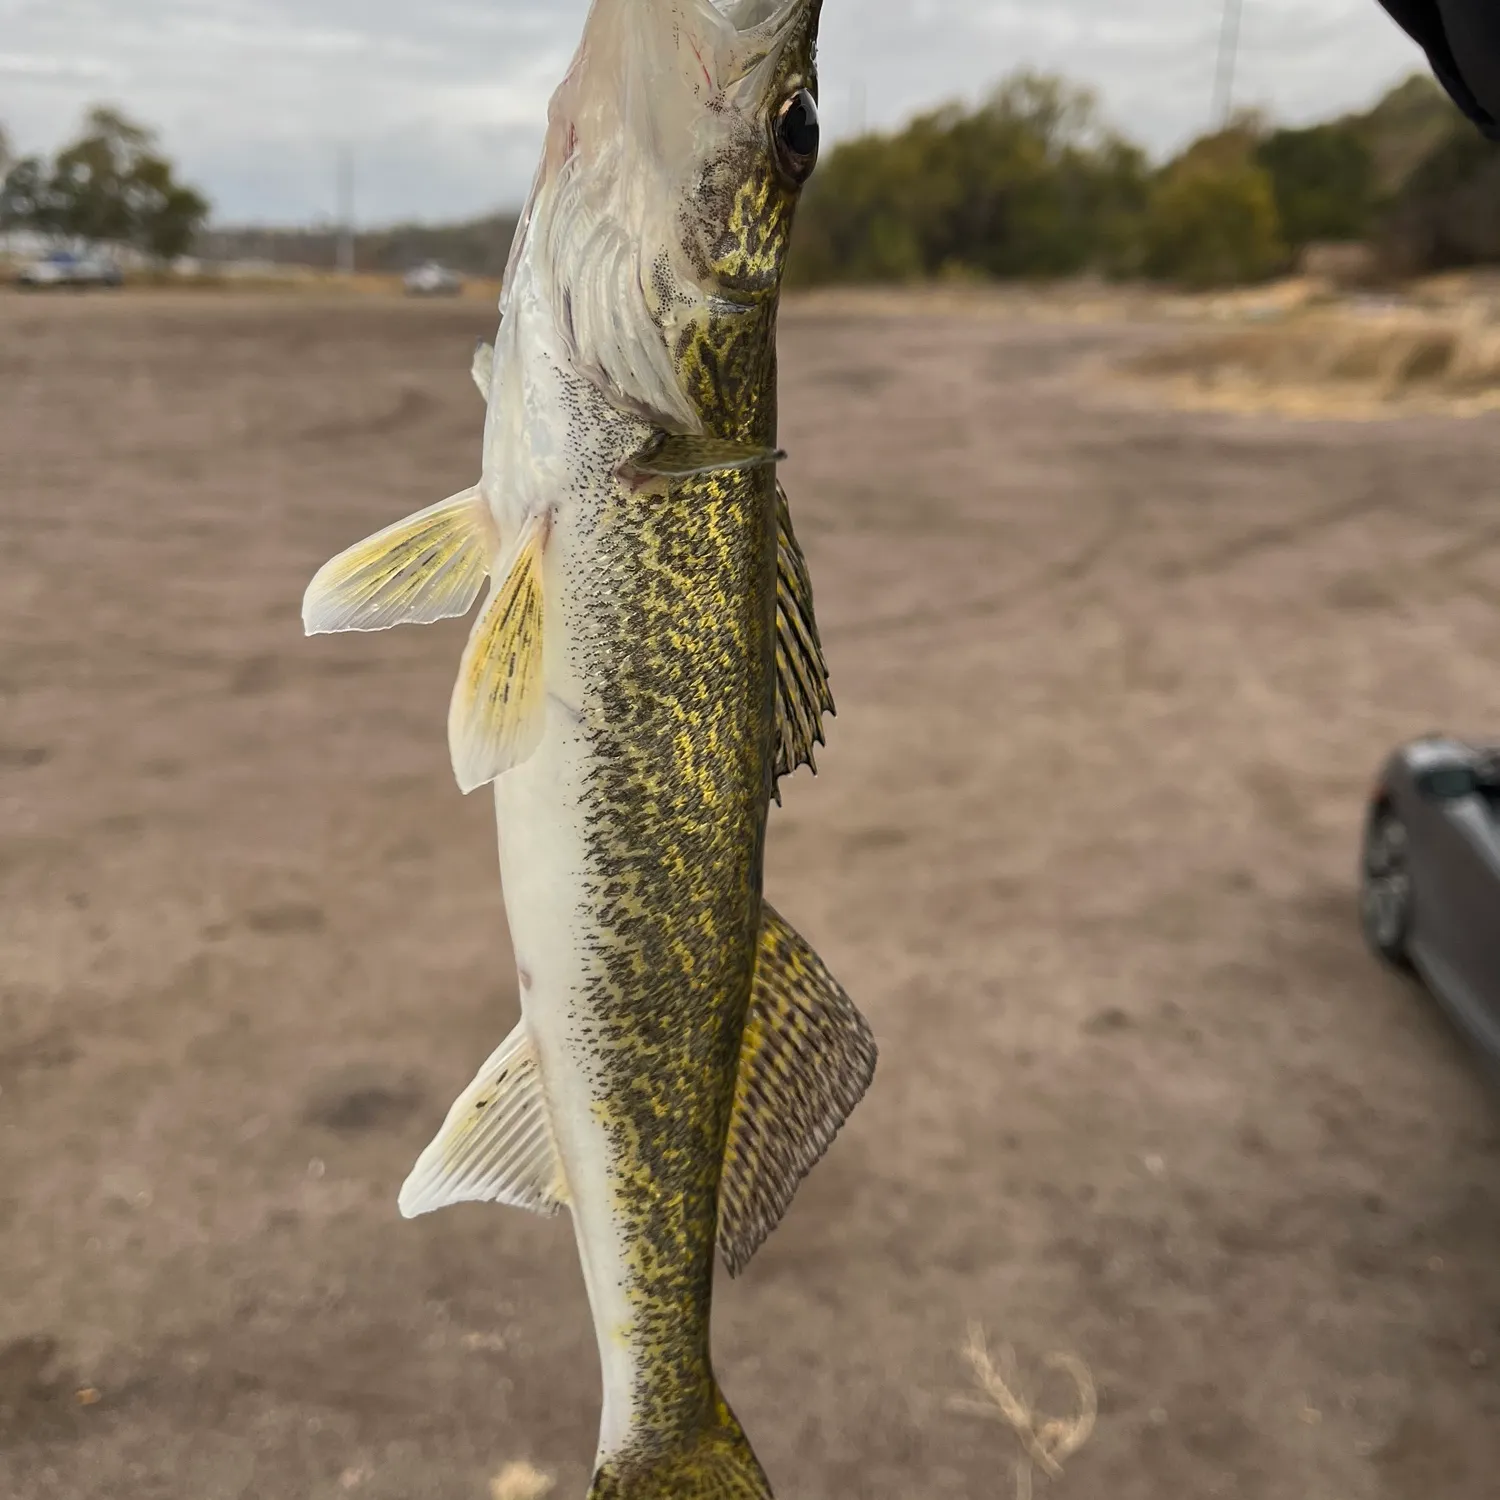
left=5, top=288, right=1500, bottom=1500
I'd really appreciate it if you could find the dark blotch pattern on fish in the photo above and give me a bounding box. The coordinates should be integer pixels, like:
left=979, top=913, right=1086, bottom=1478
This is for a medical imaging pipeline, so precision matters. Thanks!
left=576, top=413, right=777, bottom=1450
left=573, top=16, right=824, bottom=1496
left=575, top=205, right=788, bottom=1496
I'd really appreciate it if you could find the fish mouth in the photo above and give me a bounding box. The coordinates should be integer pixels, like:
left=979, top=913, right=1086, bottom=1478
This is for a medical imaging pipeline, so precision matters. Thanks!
left=716, top=0, right=821, bottom=25
left=697, top=2, right=820, bottom=158
left=714, top=0, right=823, bottom=64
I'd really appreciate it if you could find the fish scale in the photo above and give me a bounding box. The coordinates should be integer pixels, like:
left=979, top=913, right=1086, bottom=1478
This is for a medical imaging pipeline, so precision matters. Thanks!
left=571, top=466, right=778, bottom=1450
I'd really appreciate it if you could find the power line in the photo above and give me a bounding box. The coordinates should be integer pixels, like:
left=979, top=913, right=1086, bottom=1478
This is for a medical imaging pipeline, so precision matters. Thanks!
left=336, top=145, right=355, bottom=276
left=1212, top=0, right=1245, bottom=126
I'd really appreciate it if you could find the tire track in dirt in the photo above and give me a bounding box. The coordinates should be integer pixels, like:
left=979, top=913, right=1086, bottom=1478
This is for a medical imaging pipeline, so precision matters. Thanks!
left=1424, top=519, right=1500, bottom=573
left=278, top=386, right=437, bottom=448
left=1153, top=488, right=1392, bottom=583
left=825, top=499, right=1138, bottom=643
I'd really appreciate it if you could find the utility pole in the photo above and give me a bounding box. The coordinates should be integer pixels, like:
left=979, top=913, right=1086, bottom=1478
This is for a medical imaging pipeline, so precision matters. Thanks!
left=336, top=145, right=355, bottom=276
left=1211, top=0, right=1244, bottom=127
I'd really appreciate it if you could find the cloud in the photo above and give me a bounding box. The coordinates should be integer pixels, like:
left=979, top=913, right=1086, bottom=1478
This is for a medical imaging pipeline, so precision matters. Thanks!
left=0, top=0, right=1431, bottom=224
left=0, top=53, right=117, bottom=82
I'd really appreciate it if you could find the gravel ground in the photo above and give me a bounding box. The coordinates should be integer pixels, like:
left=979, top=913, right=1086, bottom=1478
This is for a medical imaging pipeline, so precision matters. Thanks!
left=3, top=289, right=1500, bottom=1499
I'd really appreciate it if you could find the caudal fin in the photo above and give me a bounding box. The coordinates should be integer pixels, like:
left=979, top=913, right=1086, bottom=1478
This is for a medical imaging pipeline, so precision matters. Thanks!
left=588, top=1401, right=771, bottom=1500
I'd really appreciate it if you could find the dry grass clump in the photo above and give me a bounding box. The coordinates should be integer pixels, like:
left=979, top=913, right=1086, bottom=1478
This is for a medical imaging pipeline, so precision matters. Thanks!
left=949, top=1323, right=1097, bottom=1499
left=1122, top=305, right=1500, bottom=419
left=489, top=1460, right=556, bottom=1500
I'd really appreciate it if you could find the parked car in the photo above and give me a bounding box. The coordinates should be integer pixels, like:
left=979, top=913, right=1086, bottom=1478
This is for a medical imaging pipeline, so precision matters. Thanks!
left=16, top=250, right=124, bottom=290
left=403, top=261, right=464, bottom=297
left=1360, top=734, right=1500, bottom=1059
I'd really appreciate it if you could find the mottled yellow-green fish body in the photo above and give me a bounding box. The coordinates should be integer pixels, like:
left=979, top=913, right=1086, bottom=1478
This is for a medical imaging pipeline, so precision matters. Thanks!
left=302, top=1, right=875, bottom=1495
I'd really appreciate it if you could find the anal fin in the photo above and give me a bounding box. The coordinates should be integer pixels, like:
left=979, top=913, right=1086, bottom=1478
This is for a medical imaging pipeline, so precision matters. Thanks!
left=448, top=511, right=548, bottom=794
left=399, top=1019, right=567, bottom=1219
left=717, top=903, right=877, bottom=1276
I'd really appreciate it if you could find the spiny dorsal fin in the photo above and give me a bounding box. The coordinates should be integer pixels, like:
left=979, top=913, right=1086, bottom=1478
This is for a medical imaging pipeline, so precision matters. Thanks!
left=448, top=510, right=548, bottom=794
left=399, top=1019, right=568, bottom=1219
left=619, top=432, right=785, bottom=483
left=472, top=341, right=494, bottom=402
left=773, top=482, right=835, bottom=796
left=301, top=488, right=491, bottom=635
left=717, top=903, right=877, bottom=1276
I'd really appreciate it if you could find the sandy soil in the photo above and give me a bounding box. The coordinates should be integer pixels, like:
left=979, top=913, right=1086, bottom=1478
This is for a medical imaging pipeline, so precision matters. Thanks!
left=4, top=289, right=1500, bottom=1500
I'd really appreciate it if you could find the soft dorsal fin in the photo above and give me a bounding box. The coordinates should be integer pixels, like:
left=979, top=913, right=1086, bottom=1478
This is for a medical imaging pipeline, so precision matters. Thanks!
left=717, top=903, right=876, bottom=1276
left=448, top=511, right=548, bottom=794
left=301, top=488, right=491, bottom=635
left=772, top=483, right=835, bottom=795
left=399, top=1018, right=568, bottom=1219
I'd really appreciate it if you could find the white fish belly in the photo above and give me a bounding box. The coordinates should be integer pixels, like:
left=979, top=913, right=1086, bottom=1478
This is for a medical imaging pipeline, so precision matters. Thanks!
left=493, top=701, right=642, bottom=1462
left=481, top=227, right=680, bottom=1463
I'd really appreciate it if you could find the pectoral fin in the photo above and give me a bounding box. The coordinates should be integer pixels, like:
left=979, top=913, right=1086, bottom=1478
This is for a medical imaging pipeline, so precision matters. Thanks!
left=773, top=482, right=835, bottom=796
left=448, top=511, right=547, bottom=794
left=619, top=432, right=785, bottom=483
left=472, top=340, right=494, bottom=402
left=717, top=903, right=877, bottom=1276
left=398, top=1019, right=567, bottom=1218
left=302, top=488, right=491, bottom=635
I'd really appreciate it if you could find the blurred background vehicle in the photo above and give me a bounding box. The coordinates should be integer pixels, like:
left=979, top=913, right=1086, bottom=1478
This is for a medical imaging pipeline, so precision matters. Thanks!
left=402, top=260, right=464, bottom=297
left=15, top=248, right=123, bottom=289
left=1361, top=734, right=1500, bottom=1061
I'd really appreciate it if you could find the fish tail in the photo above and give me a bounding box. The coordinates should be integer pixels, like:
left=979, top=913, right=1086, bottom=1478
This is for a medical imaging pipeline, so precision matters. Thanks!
left=588, top=1392, right=772, bottom=1500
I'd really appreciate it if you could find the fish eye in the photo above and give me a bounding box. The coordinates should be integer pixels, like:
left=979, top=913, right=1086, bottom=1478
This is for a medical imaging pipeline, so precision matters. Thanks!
left=773, top=89, right=819, bottom=186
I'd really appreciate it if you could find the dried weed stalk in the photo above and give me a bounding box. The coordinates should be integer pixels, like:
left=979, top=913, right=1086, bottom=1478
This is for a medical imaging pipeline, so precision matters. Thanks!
left=949, top=1322, right=1097, bottom=1500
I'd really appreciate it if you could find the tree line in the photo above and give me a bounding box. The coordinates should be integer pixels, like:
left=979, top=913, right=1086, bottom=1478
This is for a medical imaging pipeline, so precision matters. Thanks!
left=5, top=75, right=1492, bottom=288
left=788, top=71, right=1500, bottom=289
left=0, top=107, right=210, bottom=263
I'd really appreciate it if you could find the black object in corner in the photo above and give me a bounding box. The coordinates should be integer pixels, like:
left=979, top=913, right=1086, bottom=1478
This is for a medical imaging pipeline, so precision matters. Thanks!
left=1377, top=0, right=1500, bottom=140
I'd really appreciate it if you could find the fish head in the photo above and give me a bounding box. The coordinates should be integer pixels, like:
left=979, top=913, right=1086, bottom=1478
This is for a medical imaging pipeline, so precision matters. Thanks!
left=673, top=0, right=825, bottom=306
left=522, top=0, right=825, bottom=429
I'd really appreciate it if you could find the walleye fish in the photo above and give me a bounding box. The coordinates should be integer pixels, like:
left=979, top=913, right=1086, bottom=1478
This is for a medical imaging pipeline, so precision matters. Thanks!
left=301, top=0, right=874, bottom=1494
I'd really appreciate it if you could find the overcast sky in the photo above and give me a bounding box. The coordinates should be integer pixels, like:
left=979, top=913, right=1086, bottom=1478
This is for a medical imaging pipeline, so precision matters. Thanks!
left=0, top=0, right=1427, bottom=227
